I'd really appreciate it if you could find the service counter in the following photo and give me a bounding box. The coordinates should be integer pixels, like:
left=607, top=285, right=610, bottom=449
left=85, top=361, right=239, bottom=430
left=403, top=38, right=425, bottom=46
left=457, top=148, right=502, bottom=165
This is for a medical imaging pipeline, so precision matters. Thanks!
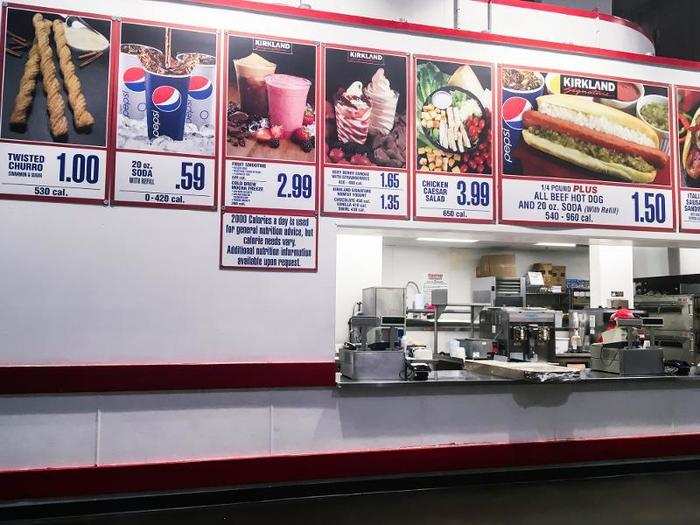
left=337, top=369, right=700, bottom=388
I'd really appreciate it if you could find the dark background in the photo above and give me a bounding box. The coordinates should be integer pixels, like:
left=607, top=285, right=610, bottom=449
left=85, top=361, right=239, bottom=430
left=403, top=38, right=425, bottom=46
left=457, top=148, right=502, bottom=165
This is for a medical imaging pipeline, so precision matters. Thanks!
left=121, top=23, right=216, bottom=59
left=1, top=8, right=111, bottom=146
left=324, top=47, right=407, bottom=115
left=228, top=35, right=316, bottom=107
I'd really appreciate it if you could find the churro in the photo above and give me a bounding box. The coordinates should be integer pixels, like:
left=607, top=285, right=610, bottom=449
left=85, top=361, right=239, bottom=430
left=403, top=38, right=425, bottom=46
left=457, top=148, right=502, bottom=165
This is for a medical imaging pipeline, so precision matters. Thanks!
left=52, top=19, right=94, bottom=130
left=9, top=39, right=39, bottom=130
left=33, top=14, right=68, bottom=138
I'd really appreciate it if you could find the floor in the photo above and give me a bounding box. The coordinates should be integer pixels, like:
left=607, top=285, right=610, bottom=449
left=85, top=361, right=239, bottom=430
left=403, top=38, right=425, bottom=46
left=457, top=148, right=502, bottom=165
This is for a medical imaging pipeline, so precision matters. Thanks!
left=14, top=470, right=700, bottom=525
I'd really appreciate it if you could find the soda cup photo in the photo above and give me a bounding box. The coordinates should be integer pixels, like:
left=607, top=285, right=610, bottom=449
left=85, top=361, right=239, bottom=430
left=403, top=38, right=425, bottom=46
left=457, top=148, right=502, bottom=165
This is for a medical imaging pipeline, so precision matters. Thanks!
left=176, top=52, right=216, bottom=129
left=119, top=44, right=161, bottom=120
left=144, top=69, right=191, bottom=141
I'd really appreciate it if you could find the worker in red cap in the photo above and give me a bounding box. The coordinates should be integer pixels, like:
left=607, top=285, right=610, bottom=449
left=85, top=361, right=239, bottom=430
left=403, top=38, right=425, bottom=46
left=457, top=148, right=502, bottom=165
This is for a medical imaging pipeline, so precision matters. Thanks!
left=596, top=307, right=635, bottom=343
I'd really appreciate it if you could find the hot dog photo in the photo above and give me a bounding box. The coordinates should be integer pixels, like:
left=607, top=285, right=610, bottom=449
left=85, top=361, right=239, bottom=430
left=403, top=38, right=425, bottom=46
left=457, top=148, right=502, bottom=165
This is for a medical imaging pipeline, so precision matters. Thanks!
left=500, top=67, right=671, bottom=186
left=677, top=87, right=700, bottom=187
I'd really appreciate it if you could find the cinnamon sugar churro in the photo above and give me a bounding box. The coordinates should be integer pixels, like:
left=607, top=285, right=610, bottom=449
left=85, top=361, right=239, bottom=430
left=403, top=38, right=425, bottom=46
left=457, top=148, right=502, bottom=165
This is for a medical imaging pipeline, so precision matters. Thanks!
left=9, top=40, right=40, bottom=130
left=32, top=13, right=68, bottom=139
left=52, top=19, right=94, bottom=130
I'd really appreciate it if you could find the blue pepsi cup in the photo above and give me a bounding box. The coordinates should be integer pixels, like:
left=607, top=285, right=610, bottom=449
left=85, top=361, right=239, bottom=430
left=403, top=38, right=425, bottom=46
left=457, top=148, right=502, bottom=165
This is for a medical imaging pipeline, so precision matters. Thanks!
left=501, top=96, right=532, bottom=172
left=144, top=70, right=191, bottom=141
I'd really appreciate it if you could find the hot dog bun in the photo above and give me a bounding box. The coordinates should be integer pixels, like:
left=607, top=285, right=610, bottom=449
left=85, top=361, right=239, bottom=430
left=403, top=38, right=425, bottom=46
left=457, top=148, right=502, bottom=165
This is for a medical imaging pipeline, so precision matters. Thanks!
left=520, top=94, right=667, bottom=183
left=536, top=94, right=659, bottom=148
left=522, top=129, right=657, bottom=183
left=682, top=106, right=700, bottom=179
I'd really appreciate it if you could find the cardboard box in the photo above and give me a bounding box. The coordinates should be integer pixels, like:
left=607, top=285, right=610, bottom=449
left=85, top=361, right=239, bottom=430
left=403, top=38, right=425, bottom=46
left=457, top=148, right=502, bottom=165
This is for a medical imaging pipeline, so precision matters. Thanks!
left=476, top=253, right=517, bottom=278
left=531, top=263, right=566, bottom=287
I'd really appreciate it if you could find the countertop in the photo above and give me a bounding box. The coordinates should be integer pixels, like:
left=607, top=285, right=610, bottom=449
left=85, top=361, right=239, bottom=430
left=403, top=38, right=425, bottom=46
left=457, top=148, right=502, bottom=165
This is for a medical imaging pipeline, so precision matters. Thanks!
left=336, top=369, right=700, bottom=388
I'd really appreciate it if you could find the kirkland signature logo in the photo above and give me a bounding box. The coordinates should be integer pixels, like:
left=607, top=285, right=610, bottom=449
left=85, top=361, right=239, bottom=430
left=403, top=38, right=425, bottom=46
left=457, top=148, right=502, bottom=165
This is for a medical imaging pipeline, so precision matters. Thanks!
left=560, top=75, right=617, bottom=99
left=347, top=51, right=384, bottom=65
left=253, top=39, right=293, bottom=54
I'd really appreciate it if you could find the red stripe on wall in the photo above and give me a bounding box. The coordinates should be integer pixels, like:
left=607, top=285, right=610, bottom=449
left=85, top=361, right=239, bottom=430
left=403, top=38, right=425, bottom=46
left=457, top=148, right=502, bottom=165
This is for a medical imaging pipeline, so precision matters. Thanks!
left=0, top=362, right=336, bottom=393
left=179, top=0, right=697, bottom=70
left=2, top=433, right=700, bottom=501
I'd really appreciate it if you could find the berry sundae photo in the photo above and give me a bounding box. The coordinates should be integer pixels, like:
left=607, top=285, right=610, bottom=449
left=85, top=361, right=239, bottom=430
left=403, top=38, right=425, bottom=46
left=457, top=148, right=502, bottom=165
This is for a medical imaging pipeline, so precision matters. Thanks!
left=226, top=35, right=316, bottom=162
left=324, top=47, right=407, bottom=169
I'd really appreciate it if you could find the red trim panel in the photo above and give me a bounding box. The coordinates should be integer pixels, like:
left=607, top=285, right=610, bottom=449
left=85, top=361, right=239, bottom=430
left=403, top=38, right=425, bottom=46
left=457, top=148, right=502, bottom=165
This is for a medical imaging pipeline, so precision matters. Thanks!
left=0, top=362, right=336, bottom=394
left=2, top=433, right=700, bottom=501
left=179, top=0, right=694, bottom=70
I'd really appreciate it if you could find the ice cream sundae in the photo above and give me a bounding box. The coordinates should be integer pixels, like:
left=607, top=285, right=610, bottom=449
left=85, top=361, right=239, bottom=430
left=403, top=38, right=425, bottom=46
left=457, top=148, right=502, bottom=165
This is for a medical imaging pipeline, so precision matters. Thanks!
left=364, top=68, right=398, bottom=135
left=334, top=81, right=372, bottom=144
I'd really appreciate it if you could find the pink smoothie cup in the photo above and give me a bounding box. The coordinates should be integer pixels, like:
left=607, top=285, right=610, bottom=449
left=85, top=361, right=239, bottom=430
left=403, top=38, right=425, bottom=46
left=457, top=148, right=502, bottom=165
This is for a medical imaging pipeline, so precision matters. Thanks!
left=265, top=74, right=311, bottom=138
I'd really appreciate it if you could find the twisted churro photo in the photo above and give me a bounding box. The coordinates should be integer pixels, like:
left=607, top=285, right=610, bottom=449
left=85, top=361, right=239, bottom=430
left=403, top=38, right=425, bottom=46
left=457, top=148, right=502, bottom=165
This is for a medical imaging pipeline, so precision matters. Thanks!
left=0, top=8, right=111, bottom=145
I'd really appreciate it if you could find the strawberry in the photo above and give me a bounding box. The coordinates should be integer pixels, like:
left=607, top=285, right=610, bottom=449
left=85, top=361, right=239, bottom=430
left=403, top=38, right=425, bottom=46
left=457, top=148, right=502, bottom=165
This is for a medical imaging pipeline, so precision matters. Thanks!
left=292, top=127, right=310, bottom=144
left=254, top=128, right=272, bottom=142
left=302, top=111, right=315, bottom=126
left=270, top=125, right=283, bottom=139
left=329, top=147, right=345, bottom=163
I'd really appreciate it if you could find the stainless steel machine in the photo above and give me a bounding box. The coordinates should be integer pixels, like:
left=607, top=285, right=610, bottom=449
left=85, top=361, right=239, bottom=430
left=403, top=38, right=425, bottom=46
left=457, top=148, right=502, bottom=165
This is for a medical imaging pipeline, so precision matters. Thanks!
left=590, top=318, right=665, bottom=375
left=472, top=277, right=524, bottom=307
left=478, top=307, right=555, bottom=362
left=634, top=294, right=700, bottom=364
left=341, top=287, right=407, bottom=380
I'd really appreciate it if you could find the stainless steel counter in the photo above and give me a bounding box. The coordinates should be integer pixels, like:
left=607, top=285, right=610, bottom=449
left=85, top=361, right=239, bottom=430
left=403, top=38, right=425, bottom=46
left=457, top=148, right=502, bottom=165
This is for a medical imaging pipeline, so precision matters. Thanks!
left=336, top=369, right=700, bottom=388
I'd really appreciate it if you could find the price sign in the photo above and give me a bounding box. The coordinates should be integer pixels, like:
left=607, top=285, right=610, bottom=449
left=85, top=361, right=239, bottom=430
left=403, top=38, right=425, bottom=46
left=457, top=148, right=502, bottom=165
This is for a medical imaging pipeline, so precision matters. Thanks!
left=500, top=179, right=673, bottom=230
left=224, top=159, right=316, bottom=212
left=323, top=167, right=408, bottom=218
left=221, top=212, right=317, bottom=271
left=0, top=142, right=106, bottom=202
left=415, top=173, right=493, bottom=221
left=113, top=152, right=215, bottom=208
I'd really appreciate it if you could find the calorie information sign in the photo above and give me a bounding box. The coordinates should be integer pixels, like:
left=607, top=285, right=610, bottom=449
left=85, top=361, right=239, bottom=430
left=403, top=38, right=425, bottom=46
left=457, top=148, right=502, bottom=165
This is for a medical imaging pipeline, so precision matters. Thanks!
left=414, top=173, right=493, bottom=221
left=220, top=211, right=317, bottom=271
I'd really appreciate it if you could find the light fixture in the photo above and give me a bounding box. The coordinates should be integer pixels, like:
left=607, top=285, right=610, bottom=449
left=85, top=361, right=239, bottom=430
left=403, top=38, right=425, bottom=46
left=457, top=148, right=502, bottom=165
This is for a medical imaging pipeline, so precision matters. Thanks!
left=416, top=237, right=478, bottom=243
left=534, top=242, right=577, bottom=248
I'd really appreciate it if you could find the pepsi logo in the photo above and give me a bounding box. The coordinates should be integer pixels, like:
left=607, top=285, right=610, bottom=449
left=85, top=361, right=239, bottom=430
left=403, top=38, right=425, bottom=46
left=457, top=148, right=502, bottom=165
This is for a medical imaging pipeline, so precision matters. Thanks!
left=188, top=75, right=213, bottom=100
left=502, top=96, right=532, bottom=129
left=122, top=67, right=145, bottom=92
left=151, top=85, right=182, bottom=113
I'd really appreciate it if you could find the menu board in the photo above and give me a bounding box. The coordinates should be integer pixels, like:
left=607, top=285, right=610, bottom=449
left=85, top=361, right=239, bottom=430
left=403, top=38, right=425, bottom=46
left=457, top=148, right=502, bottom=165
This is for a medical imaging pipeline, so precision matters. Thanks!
left=111, top=21, right=219, bottom=209
left=498, top=66, right=674, bottom=231
left=220, top=211, right=317, bottom=271
left=321, top=45, right=409, bottom=219
left=222, top=34, right=318, bottom=214
left=0, top=6, right=113, bottom=204
left=413, top=56, right=495, bottom=223
left=676, top=86, right=700, bottom=232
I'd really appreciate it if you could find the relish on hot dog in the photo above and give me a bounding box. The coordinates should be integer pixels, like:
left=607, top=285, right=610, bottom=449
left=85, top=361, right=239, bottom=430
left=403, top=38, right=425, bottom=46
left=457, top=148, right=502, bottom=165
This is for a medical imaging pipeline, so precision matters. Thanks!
left=682, top=107, right=700, bottom=179
left=521, top=94, right=668, bottom=183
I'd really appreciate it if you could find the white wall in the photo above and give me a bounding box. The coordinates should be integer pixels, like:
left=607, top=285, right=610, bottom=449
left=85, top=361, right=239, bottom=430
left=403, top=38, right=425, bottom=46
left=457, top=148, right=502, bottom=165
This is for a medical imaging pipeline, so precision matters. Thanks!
left=589, top=244, right=634, bottom=308
left=335, top=233, right=383, bottom=346
left=679, top=249, right=700, bottom=275
left=634, top=247, right=670, bottom=278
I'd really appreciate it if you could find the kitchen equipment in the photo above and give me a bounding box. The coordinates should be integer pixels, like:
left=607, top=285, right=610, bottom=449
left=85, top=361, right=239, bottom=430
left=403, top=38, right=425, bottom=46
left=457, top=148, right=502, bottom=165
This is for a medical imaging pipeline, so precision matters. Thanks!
left=634, top=274, right=700, bottom=296
left=590, top=317, right=665, bottom=375
left=347, top=315, right=381, bottom=351
left=634, top=294, right=700, bottom=364
left=362, top=287, right=406, bottom=325
left=340, top=349, right=406, bottom=380
left=472, top=276, right=525, bottom=307
left=479, top=307, right=556, bottom=362
left=457, top=338, right=492, bottom=359
left=574, top=307, right=646, bottom=351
